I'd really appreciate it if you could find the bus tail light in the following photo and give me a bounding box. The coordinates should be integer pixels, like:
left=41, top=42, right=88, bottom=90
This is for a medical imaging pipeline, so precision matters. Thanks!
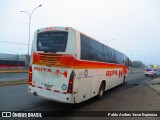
left=67, top=71, right=74, bottom=93
left=29, top=66, right=32, bottom=85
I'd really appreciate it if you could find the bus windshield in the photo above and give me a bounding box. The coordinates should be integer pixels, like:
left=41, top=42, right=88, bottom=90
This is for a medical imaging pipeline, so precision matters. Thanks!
left=37, top=31, right=68, bottom=53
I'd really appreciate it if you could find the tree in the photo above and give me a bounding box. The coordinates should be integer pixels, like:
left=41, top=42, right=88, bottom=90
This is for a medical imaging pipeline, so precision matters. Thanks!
left=132, top=61, right=145, bottom=68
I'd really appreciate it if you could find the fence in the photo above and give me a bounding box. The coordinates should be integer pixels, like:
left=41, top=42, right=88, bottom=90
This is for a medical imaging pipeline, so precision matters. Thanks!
left=0, top=53, right=28, bottom=71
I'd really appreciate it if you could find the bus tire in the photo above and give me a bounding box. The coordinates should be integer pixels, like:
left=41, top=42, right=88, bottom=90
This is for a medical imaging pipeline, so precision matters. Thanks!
left=98, top=82, right=105, bottom=98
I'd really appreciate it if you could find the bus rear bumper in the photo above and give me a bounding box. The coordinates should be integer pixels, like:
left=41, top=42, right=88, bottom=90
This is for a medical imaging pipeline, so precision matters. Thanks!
left=28, top=85, right=76, bottom=104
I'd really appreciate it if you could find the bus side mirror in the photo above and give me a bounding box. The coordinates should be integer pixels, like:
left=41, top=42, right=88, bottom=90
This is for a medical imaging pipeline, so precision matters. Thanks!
left=129, top=60, right=132, bottom=67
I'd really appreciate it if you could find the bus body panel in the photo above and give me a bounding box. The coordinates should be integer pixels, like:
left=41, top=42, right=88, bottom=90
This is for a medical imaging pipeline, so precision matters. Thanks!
left=29, top=26, right=129, bottom=103
left=31, top=64, right=72, bottom=93
left=28, top=85, right=76, bottom=103
left=74, top=68, right=124, bottom=103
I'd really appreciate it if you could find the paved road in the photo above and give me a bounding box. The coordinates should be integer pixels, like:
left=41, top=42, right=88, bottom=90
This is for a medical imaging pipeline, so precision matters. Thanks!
left=0, top=73, right=28, bottom=82
left=0, top=73, right=160, bottom=120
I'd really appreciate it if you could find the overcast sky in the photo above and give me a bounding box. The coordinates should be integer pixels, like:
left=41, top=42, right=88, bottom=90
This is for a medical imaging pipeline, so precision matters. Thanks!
left=0, top=0, right=160, bottom=65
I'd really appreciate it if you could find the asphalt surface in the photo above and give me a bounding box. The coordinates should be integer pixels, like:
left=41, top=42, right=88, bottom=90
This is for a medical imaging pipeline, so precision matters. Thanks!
left=0, top=73, right=160, bottom=120
left=0, top=73, right=28, bottom=82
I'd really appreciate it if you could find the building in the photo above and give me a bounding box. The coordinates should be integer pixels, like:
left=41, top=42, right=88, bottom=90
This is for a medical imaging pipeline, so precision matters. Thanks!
left=0, top=53, right=27, bottom=67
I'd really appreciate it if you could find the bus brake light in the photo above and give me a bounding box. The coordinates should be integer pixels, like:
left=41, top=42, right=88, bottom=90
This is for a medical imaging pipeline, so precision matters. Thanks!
left=65, top=27, right=68, bottom=31
left=67, top=71, right=74, bottom=93
left=29, top=66, right=32, bottom=85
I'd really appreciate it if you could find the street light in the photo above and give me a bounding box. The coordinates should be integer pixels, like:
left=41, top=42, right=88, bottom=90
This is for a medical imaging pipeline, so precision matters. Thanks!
left=20, top=4, right=42, bottom=65
left=17, top=48, right=22, bottom=67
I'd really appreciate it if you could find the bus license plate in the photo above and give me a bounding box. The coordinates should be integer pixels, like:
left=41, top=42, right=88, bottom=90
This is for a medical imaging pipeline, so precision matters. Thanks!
left=45, top=84, right=52, bottom=89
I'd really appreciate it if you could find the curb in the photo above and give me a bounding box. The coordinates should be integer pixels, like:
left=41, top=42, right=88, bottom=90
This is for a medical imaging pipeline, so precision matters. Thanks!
left=0, top=79, right=27, bottom=87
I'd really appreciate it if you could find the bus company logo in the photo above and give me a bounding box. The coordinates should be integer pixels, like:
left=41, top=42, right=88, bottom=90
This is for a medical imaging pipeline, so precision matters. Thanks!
left=106, top=70, right=123, bottom=78
left=84, top=69, right=88, bottom=77
left=34, top=67, right=52, bottom=72
left=34, top=67, right=68, bottom=78
left=62, top=84, right=67, bottom=91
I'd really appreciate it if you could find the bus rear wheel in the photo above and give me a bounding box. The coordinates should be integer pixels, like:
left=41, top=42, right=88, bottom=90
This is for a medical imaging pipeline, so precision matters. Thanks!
left=98, top=82, right=105, bottom=98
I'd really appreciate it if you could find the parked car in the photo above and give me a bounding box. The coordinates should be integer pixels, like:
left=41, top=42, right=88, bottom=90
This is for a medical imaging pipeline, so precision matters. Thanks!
left=144, top=68, right=160, bottom=77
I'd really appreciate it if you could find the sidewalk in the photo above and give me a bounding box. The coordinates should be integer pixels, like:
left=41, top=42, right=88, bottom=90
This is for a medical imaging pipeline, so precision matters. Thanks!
left=145, top=78, right=160, bottom=95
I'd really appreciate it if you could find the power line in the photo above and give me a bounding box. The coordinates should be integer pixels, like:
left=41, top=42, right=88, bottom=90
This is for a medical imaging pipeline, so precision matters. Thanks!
left=0, top=17, right=28, bottom=24
left=0, top=17, right=37, bottom=26
left=0, top=40, right=31, bottom=45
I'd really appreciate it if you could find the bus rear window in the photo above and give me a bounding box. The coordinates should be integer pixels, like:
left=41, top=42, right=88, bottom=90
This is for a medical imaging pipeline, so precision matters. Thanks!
left=37, top=31, right=68, bottom=52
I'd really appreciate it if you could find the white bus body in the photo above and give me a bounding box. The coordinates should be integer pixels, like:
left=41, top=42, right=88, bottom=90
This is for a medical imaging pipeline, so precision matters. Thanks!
left=28, top=27, right=129, bottom=103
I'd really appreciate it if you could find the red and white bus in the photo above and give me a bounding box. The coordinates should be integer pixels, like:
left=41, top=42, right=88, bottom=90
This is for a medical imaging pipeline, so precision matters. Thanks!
left=28, top=27, right=130, bottom=103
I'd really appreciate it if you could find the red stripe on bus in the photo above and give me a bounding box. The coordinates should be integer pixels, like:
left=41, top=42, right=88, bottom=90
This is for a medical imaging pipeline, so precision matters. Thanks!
left=54, top=90, right=60, bottom=93
left=33, top=53, right=127, bottom=74
left=46, top=88, right=51, bottom=91
left=38, top=86, right=43, bottom=89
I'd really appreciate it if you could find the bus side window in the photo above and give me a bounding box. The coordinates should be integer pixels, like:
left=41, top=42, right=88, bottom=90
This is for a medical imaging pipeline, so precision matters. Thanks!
left=80, top=34, right=90, bottom=60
